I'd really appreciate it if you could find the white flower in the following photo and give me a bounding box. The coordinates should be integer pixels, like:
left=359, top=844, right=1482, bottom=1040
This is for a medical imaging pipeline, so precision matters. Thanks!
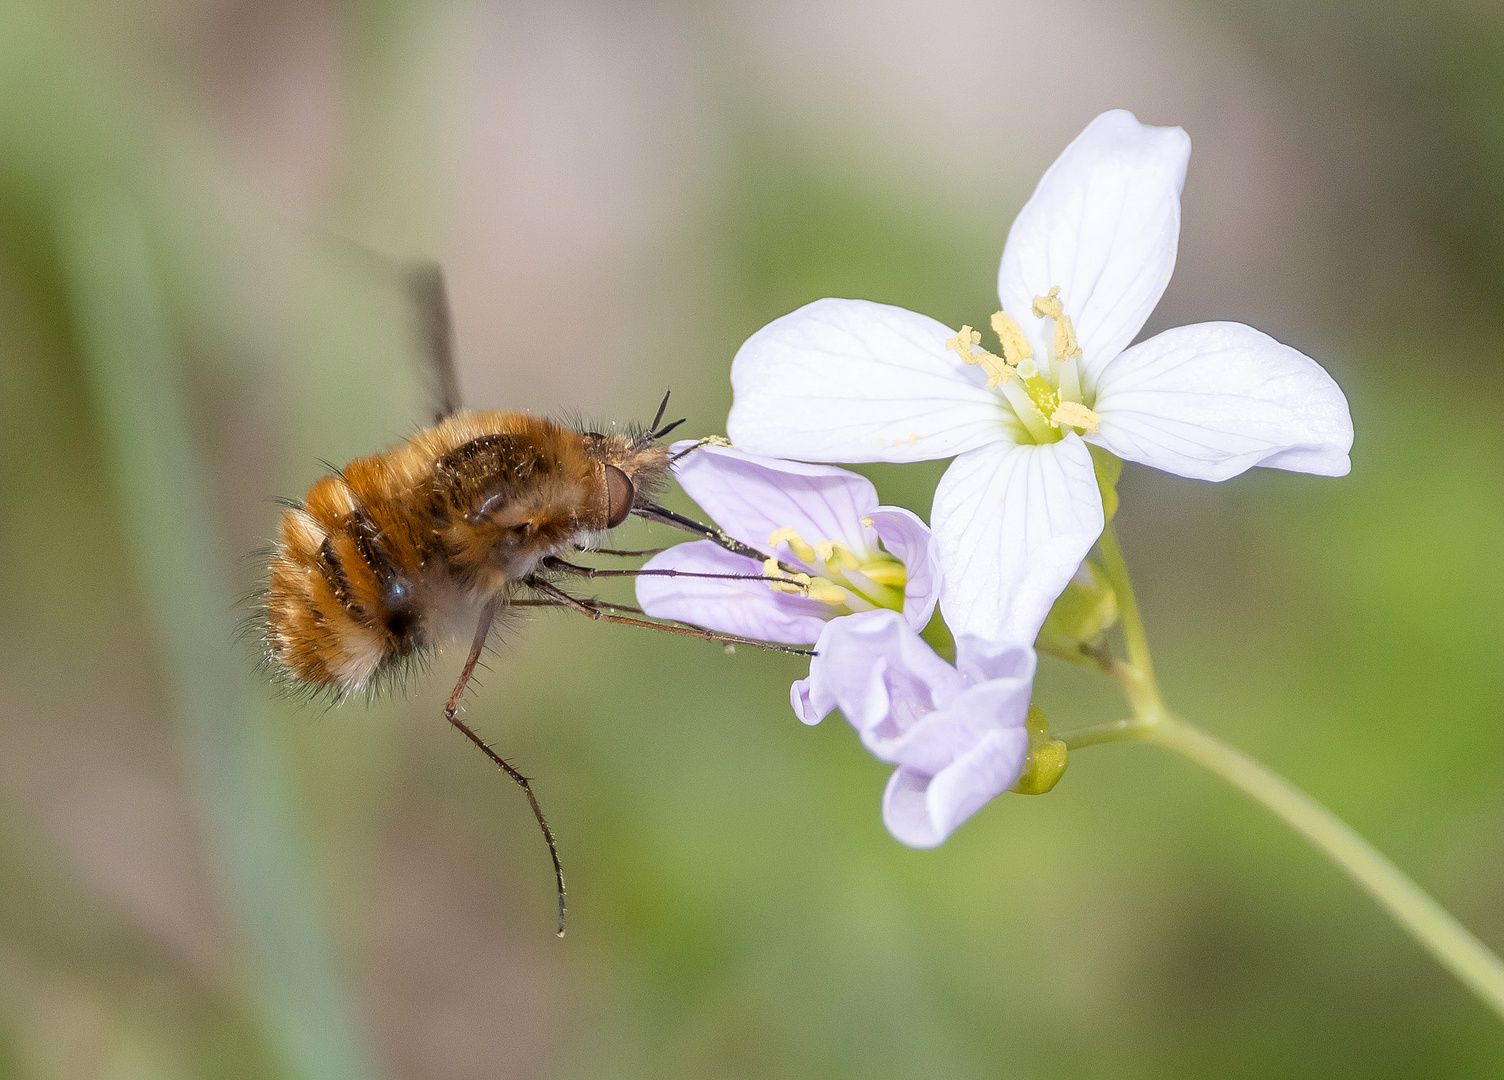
left=726, top=110, right=1354, bottom=642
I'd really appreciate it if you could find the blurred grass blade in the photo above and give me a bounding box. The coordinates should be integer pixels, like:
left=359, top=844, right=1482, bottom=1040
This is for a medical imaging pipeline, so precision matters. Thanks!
left=58, top=184, right=375, bottom=1080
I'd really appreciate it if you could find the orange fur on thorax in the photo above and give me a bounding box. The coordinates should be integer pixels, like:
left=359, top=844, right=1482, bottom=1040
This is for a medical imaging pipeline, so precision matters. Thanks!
left=263, top=411, right=668, bottom=695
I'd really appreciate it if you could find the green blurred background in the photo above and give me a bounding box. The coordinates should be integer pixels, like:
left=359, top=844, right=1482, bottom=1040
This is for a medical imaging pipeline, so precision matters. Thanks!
left=2, top=0, right=1504, bottom=1076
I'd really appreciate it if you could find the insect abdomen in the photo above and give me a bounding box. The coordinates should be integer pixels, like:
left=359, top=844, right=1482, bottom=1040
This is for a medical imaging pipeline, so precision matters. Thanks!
left=265, top=470, right=428, bottom=693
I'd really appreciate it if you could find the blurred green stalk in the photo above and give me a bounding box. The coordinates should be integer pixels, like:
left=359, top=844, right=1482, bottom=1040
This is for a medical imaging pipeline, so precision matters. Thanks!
left=1064, top=522, right=1504, bottom=1022
left=60, top=185, right=376, bottom=1080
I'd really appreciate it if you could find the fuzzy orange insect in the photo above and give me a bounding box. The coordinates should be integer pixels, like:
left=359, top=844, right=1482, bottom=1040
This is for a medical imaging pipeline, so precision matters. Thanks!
left=265, top=411, right=671, bottom=695
left=259, top=265, right=806, bottom=934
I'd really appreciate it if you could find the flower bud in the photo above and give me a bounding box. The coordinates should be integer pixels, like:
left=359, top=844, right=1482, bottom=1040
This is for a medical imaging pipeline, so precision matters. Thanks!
left=1012, top=707, right=1068, bottom=795
left=1038, top=559, right=1118, bottom=656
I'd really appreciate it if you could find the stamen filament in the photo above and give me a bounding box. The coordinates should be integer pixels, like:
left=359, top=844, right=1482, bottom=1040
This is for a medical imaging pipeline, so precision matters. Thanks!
left=838, top=591, right=878, bottom=612
left=1054, top=355, right=1082, bottom=404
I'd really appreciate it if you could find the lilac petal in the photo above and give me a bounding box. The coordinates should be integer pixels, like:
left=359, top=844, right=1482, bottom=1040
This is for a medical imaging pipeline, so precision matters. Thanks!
left=882, top=667, right=1036, bottom=776
left=727, top=298, right=1010, bottom=463
left=669, top=441, right=879, bottom=560
left=790, top=672, right=835, bottom=726
left=808, top=612, right=1036, bottom=847
left=882, top=726, right=1030, bottom=849
left=1089, top=322, right=1354, bottom=481
left=635, top=540, right=829, bottom=644
left=866, top=505, right=938, bottom=632
left=801, top=610, right=966, bottom=748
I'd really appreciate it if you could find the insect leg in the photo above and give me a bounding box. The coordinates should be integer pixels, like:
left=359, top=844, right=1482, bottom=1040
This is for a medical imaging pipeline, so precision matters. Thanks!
left=523, top=578, right=814, bottom=657
left=541, top=555, right=806, bottom=589
left=631, top=500, right=801, bottom=571
left=443, top=596, right=567, bottom=936
left=578, top=546, right=669, bottom=558
left=407, top=261, right=461, bottom=421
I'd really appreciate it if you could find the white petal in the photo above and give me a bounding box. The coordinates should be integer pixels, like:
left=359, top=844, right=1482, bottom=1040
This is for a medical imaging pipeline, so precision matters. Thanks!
left=997, top=110, right=1190, bottom=389
left=727, top=298, right=1014, bottom=463
left=931, top=436, right=1105, bottom=642
left=1089, top=322, right=1354, bottom=481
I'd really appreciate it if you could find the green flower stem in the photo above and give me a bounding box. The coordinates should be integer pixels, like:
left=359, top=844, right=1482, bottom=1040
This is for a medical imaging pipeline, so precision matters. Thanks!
left=1055, top=522, right=1504, bottom=1021
left=1093, top=525, right=1163, bottom=716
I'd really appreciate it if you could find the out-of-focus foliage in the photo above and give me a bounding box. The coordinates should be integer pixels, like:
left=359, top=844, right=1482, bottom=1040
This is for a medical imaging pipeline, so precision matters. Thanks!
left=2, top=1, right=1504, bottom=1078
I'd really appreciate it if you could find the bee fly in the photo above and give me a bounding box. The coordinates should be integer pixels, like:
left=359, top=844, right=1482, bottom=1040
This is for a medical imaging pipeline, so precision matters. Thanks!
left=260, top=263, right=808, bottom=935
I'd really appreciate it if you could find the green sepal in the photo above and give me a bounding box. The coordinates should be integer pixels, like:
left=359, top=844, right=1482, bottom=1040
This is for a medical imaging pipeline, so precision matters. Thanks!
left=1036, top=559, right=1119, bottom=660
left=1089, top=445, right=1123, bottom=523
left=1012, top=706, right=1068, bottom=795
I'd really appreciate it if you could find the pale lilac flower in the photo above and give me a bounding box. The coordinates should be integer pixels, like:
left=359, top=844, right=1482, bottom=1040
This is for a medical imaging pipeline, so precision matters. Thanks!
left=635, top=440, right=937, bottom=655
left=804, top=609, right=1036, bottom=848
left=725, top=109, right=1354, bottom=643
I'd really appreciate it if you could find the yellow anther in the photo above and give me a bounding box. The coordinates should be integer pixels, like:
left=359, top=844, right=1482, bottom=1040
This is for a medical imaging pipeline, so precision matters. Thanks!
left=1053, top=313, right=1081, bottom=362
left=859, top=516, right=875, bottom=527
left=763, top=557, right=812, bottom=594
left=1031, top=286, right=1063, bottom=321
left=945, top=326, right=980, bottom=357
left=1033, top=286, right=1081, bottom=363
left=814, top=541, right=862, bottom=573
left=859, top=562, right=907, bottom=587
left=1051, top=401, right=1101, bottom=433
left=767, top=527, right=817, bottom=564
left=807, top=581, right=849, bottom=605
left=990, top=311, right=1034, bottom=367
left=947, top=326, right=1013, bottom=390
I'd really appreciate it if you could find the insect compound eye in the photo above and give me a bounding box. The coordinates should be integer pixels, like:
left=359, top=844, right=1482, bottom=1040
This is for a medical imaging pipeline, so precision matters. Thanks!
left=603, top=464, right=635, bottom=528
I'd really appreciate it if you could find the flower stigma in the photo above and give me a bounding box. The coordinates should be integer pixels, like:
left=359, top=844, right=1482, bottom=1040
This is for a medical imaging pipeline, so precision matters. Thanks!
left=946, top=287, right=1101, bottom=444
left=764, top=528, right=907, bottom=613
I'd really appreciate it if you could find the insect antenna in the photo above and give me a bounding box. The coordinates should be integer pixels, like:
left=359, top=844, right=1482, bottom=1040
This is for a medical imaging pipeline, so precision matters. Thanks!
left=522, top=578, right=815, bottom=657
left=444, top=597, right=567, bottom=936
left=650, top=389, right=672, bottom=432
